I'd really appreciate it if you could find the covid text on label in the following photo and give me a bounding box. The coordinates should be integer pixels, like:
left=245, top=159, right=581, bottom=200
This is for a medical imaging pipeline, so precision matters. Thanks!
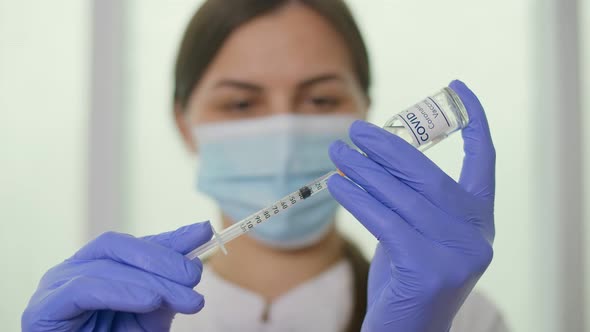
left=406, top=111, right=430, bottom=143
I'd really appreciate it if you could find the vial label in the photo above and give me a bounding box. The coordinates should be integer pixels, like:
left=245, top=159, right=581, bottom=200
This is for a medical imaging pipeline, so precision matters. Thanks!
left=397, top=97, right=452, bottom=146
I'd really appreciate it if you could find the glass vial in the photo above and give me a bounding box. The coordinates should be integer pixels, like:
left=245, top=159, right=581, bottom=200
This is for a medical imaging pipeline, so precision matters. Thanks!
left=382, top=87, right=469, bottom=151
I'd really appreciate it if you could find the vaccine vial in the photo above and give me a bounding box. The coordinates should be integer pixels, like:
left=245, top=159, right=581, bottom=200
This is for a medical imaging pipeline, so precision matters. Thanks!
left=383, top=87, right=469, bottom=151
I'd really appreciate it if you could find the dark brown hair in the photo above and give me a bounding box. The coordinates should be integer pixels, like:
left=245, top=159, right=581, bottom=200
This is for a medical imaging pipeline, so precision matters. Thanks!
left=173, top=0, right=371, bottom=109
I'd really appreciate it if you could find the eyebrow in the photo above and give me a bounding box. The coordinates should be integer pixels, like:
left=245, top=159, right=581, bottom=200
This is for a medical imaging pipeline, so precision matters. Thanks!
left=213, top=73, right=345, bottom=92
left=214, top=80, right=262, bottom=91
left=297, top=73, right=344, bottom=89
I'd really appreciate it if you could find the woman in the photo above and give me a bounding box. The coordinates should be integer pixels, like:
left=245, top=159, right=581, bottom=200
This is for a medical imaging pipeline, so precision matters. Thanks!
left=22, top=1, right=508, bottom=331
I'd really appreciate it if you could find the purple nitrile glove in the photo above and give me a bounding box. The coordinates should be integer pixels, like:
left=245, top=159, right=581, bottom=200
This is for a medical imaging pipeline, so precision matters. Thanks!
left=328, top=80, right=495, bottom=332
left=22, top=222, right=213, bottom=332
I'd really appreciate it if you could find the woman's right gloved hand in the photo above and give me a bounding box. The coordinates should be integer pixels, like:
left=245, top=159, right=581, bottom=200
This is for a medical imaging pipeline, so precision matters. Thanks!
left=328, top=81, right=496, bottom=332
left=22, top=222, right=213, bottom=332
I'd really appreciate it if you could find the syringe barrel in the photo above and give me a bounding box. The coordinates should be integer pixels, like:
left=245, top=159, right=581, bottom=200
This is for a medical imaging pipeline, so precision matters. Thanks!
left=382, top=87, right=468, bottom=152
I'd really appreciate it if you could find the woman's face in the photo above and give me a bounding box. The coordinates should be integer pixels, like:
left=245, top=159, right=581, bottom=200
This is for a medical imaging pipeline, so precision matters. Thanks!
left=176, top=2, right=369, bottom=150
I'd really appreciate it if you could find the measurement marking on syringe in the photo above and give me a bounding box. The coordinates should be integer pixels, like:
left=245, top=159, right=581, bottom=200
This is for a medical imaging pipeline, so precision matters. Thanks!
left=238, top=190, right=310, bottom=234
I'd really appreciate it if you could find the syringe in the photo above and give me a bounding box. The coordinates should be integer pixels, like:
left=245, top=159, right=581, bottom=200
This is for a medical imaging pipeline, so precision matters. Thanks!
left=185, top=170, right=337, bottom=260
left=185, top=83, right=470, bottom=260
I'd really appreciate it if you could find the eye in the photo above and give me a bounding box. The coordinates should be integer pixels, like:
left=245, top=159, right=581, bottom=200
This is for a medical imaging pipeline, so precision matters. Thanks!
left=233, top=100, right=251, bottom=109
left=309, top=96, right=340, bottom=109
left=224, top=99, right=254, bottom=112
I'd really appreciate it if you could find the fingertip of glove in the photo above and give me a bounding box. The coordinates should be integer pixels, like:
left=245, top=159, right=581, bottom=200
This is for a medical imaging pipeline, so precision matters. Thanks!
left=326, top=171, right=339, bottom=186
left=172, top=221, right=207, bottom=238
left=349, top=120, right=399, bottom=152
left=167, top=221, right=214, bottom=258
left=349, top=120, right=378, bottom=138
left=329, top=139, right=347, bottom=156
left=449, top=79, right=484, bottom=115
left=329, top=140, right=364, bottom=172
left=326, top=174, right=339, bottom=198
left=183, top=221, right=213, bottom=243
left=449, top=79, right=467, bottom=91
left=186, top=293, right=205, bottom=314
left=196, top=294, right=205, bottom=312
left=449, top=79, right=472, bottom=99
left=326, top=173, right=348, bottom=197
left=198, top=220, right=213, bottom=236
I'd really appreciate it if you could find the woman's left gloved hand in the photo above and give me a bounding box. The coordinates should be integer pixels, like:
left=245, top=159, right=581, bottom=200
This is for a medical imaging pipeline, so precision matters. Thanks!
left=22, top=222, right=213, bottom=332
left=328, top=80, right=496, bottom=332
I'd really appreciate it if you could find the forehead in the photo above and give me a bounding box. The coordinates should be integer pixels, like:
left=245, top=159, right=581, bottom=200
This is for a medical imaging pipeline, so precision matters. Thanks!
left=199, top=3, right=355, bottom=87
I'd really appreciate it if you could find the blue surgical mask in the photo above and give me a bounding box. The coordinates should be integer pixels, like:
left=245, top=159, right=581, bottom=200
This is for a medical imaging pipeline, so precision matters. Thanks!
left=193, top=114, right=355, bottom=249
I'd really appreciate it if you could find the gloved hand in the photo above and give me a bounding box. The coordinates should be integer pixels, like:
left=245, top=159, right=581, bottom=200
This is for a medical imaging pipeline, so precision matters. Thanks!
left=328, top=80, right=495, bottom=332
left=22, top=222, right=213, bottom=332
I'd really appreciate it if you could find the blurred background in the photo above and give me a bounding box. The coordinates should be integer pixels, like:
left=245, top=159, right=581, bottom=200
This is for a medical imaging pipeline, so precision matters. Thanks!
left=1, top=0, right=588, bottom=331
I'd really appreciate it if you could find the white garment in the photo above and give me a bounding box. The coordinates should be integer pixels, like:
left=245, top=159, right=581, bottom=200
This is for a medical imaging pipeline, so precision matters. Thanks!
left=172, top=260, right=509, bottom=332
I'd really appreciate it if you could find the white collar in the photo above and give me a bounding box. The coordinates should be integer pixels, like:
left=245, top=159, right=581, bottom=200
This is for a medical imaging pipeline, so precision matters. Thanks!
left=172, top=259, right=354, bottom=332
